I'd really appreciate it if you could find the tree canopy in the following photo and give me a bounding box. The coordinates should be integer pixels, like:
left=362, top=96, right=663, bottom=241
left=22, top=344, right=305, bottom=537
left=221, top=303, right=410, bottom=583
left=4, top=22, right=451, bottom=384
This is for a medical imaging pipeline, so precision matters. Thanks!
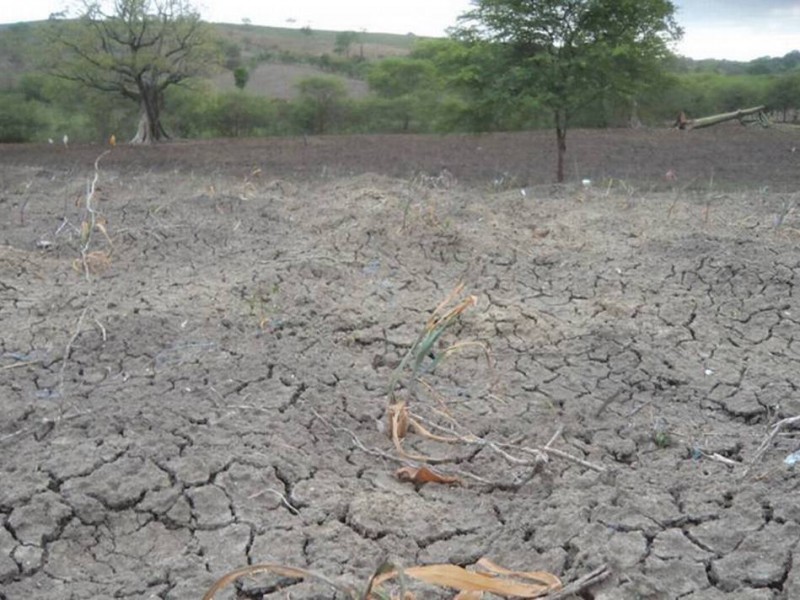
left=295, top=76, right=348, bottom=134
left=48, top=0, right=216, bottom=143
left=455, top=0, right=682, bottom=181
left=7, top=11, right=800, bottom=146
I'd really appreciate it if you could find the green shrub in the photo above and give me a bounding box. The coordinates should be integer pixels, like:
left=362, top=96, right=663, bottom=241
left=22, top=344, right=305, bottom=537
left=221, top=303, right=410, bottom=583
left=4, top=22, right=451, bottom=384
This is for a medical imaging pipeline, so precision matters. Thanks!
left=0, top=93, right=46, bottom=142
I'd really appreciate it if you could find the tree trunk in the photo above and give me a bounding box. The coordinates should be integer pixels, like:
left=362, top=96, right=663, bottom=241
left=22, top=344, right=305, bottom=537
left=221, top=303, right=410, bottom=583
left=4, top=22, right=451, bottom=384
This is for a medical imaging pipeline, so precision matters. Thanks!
left=316, top=107, right=325, bottom=135
left=131, top=110, right=155, bottom=144
left=554, top=110, right=567, bottom=183
left=130, top=85, right=169, bottom=144
left=629, top=99, right=642, bottom=129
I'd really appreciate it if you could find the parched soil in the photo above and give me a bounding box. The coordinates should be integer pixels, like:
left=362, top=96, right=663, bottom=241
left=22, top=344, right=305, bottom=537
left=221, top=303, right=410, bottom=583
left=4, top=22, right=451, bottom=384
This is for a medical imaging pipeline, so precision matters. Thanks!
left=2, top=127, right=800, bottom=599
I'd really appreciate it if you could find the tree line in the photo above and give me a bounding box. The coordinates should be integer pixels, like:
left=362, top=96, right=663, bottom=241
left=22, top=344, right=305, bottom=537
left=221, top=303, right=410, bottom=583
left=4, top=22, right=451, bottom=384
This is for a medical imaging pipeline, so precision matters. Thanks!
left=1, top=0, right=799, bottom=179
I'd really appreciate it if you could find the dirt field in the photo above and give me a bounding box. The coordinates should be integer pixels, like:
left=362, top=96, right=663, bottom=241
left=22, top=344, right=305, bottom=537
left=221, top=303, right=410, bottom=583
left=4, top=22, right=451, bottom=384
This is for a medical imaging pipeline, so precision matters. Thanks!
left=2, top=127, right=800, bottom=599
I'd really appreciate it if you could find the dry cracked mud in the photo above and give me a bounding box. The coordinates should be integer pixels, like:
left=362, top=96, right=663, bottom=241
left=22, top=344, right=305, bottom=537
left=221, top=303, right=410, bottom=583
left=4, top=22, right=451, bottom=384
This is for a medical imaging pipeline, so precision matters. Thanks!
left=2, top=128, right=800, bottom=599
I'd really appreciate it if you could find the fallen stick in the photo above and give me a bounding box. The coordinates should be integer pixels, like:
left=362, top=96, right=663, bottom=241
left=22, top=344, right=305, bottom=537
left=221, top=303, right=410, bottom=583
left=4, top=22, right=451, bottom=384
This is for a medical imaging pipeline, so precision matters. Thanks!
left=544, top=564, right=612, bottom=599
left=0, top=360, right=41, bottom=370
left=539, top=445, right=607, bottom=473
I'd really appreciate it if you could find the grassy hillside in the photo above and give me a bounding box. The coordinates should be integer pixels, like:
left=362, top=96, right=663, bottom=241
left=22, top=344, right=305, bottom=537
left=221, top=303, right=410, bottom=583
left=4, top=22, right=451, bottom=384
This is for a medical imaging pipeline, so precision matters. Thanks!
left=0, top=20, right=417, bottom=96
left=211, top=63, right=369, bottom=99
left=0, top=22, right=46, bottom=89
left=214, top=22, right=416, bottom=63
left=209, top=23, right=413, bottom=99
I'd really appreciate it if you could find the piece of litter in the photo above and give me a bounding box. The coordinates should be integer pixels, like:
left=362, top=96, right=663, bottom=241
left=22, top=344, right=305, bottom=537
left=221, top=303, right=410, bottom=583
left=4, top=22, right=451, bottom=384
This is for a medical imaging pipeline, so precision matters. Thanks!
left=784, top=450, right=800, bottom=466
left=704, top=368, right=714, bottom=376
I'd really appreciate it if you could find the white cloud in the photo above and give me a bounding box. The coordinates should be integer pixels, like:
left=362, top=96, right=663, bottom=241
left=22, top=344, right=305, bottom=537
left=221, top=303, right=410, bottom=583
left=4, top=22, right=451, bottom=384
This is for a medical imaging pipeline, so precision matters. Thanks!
left=197, top=0, right=472, bottom=36
left=678, top=25, right=799, bottom=61
left=674, top=0, right=800, bottom=60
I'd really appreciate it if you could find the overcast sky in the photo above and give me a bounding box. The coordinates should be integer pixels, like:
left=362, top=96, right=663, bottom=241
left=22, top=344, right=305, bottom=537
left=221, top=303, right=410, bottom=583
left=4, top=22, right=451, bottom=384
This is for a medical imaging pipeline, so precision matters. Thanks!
left=2, top=0, right=799, bottom=61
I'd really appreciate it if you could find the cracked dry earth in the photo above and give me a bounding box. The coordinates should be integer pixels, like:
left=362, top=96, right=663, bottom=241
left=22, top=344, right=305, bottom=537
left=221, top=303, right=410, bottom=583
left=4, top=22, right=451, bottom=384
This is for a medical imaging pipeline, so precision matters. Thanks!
left=2, top=134, right=800, bottom=600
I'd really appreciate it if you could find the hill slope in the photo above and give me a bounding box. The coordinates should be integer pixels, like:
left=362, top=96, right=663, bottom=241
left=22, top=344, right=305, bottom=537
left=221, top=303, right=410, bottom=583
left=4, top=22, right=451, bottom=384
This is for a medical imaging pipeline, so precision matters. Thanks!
left=0, top=21, right=418, bottom=95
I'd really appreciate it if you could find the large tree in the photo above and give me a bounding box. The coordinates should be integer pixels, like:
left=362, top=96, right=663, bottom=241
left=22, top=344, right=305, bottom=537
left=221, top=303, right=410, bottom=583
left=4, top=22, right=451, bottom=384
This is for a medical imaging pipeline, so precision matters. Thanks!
left=49, top=0, right=214, bottom=143
left=367, top=58, right=439, bottom=131
left=455, top=0, right=682, bottom=181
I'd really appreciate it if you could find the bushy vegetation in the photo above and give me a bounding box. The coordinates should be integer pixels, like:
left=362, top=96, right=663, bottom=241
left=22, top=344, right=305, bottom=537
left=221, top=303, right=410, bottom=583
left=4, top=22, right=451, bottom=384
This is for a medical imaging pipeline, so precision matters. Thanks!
left=1, top=17, right=798, bottom=144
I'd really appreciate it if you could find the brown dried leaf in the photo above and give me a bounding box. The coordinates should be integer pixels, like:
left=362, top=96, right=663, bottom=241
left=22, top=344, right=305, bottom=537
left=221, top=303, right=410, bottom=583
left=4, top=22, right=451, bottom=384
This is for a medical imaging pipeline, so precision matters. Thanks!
left=72, top=251, right=112, bottom=275
left=374, top=563, right=561, bottom=598
left=430, top=282, right=466, bottom=320
left=387, top=402, right=462, bottom=465
left=389, top=406, right=453, bottom=463
left=475, top=557, right=562, bottom=589
left=395, top=466, right=462, bottom=486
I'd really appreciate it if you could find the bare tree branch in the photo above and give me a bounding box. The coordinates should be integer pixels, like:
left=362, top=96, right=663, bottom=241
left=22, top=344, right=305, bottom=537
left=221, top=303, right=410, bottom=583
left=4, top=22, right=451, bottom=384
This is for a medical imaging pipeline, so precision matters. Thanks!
left=47, top=0, right=215, bottom=143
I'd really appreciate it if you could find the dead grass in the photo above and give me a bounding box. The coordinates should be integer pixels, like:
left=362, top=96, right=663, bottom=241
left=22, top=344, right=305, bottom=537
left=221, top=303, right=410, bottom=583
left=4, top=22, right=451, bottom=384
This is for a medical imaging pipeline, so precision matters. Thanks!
left=202, top=556, right=564, bottom=599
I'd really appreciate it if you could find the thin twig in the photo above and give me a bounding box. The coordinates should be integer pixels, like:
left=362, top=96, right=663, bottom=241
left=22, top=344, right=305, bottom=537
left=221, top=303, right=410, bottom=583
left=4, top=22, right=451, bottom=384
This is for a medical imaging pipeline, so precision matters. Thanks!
left=543, top=564, right=612, bottom=599
left=742, top=414, right=800, bottom=478
left=1, top=360, right=41, bottom=370
left=594, top=390, right=623, bottom=417
left=79, top=150, right=111, bottom=282
left=487, top=441, right=535, bottom=465
left=310, top=409, right=493, bottom=485
left=0, top=410, right=94, bottom=445
left=626, top=399, right=653, bottom=418
left=19, top=180, right=33, bottom=225
left=706, top=452, right=739, bottom=468
left=248, top=489, right=300, bottom=515
left=57, top=306, right=89, bottom=416
left=93, top=318, right=107, bottom=342
left=538, top=445, right=607, bottom=473
left=201, top=563, right=355, bottom=600
left=544, top=425, right=564, bottom=449
left=408, top=412, right=605, bottom=472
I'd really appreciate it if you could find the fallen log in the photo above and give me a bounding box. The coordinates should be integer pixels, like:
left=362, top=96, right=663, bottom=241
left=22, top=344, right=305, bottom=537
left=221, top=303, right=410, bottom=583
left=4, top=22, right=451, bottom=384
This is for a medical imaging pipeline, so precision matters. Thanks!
left=676, top=105, right=768, bottom=130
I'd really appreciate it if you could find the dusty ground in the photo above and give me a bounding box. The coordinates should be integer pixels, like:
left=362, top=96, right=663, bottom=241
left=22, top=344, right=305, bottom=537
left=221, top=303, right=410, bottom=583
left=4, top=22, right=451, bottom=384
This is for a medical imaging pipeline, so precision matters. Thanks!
left=2, top=127, right=800, bottom=599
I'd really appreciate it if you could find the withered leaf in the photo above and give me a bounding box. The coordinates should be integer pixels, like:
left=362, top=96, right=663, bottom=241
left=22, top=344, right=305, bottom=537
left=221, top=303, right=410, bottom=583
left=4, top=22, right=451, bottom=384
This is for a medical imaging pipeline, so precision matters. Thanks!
left=374, top=562, right=562, bottom=598
left=388, top=401, right=409, bottom=439
left=395, top=465, right=462, bottom=486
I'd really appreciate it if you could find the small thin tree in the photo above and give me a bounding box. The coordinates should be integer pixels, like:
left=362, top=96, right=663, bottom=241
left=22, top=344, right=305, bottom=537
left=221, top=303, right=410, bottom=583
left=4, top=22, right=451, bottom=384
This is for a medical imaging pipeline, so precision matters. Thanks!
left=49, top=0, right=215, bottom=144
left=334, top=31, right=359, bottom=58
left=233, top=67, right=250, bottom=90
left=455, top=0, right=682, bottom=182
